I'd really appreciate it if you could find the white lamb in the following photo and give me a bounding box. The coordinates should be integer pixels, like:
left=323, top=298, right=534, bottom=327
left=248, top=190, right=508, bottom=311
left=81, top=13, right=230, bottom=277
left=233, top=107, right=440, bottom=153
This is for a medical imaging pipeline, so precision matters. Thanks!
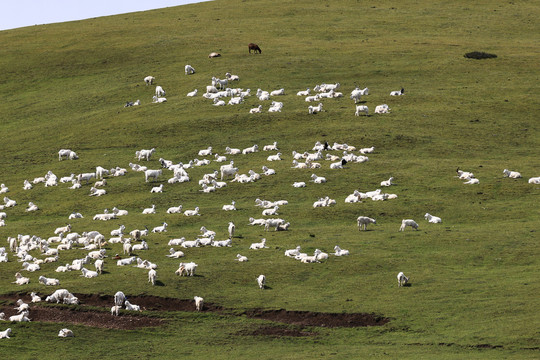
left=308, top=103, right=323, bottom=114
left=0, top=328, right=12, bottom=339
left=503, top=169, right=522, bottom=179
left=399, top=219, right=419, bottom=231
left=38, top=275, right=60, bottom=286
left=357, top=216, right=376, bottom=231
left=58, top=328, right=74, bottom=337
left=390, top=88, right=405, bottom=96
left=148, top=269, right=157, bottom=286
left=235, top=254, right=248, bottom=262
left=150, top=184, right=163, bottom=193
left=81, top=268, right=99, bottom=278
left=397, top=272, right=409, bottom=287
left=528, top=177, right=540, bottom=184
left=12, top=272, right=30, bottom=285
left=194, top=296, right=204, bottom=311
left=284, top=246, right=301, bottom=257
left=380, top=177, right=394, bottom=187
left=142, top=204, right=156, bottom=214
left=166, top=248, right=185, bottom=258
left=187, top=89, right=198, bottom=97
left=175, top=262, right=198, bottom=276
left=257, top=275, right=266, bottom=289
left=152, top=222, right=168, bottom=233
left=333, top=245, right=350, bottom=256
left=355, top=105, right=369, bottom=116
left=424, top=213, right=442, bottom=223
left=185, top=64, right=195, bottom=75
left=249, top=238, right=268, bottom=250
left=374, top=104, right=390, bottom=114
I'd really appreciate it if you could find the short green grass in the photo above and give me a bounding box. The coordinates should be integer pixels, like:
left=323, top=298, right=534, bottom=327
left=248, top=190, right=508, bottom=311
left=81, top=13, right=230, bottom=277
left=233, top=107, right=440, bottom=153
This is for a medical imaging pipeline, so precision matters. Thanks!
left=0, top=0, right=538, bottom=358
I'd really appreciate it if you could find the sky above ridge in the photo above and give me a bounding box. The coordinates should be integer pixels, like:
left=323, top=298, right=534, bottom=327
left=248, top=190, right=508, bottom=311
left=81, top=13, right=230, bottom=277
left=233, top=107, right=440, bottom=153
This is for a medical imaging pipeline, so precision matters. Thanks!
left=0, top=0, right=211, bottom=31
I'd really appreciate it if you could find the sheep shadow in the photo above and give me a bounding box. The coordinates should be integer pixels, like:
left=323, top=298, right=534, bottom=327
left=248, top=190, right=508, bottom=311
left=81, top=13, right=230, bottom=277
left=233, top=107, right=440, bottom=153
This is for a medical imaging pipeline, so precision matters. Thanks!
left=154, top=280, right=165, bottom=287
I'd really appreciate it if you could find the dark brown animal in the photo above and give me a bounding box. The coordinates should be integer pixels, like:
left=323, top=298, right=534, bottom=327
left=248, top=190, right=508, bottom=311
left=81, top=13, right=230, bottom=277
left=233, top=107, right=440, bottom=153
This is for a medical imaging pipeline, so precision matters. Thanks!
left=248, top=43, right=262, bottom=54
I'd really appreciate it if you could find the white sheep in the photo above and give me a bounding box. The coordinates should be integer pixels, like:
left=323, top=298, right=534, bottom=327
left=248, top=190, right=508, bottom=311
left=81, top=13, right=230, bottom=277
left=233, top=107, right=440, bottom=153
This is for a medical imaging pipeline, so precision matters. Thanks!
left=144, top=76, right=155, bottom=85
left=297, top=88, right=310, bottom=96
left=293, top=181, right=306, bottom=188
left=355, top=105, right=369, bottom=116
left=111, top=305, right=121, bottom=316
left=374, top=104, right=391, bottom=114
left=397, top=272, right=409, bottom=287
left=9, top=311, right=30, bottom=322
left=166, top=205, right=183, bottom=214
left=166, top=248, right=185, bottom=258
left=58, top=149, right=79, bottom=161
left=528, top=177, right=540, bottom=184
left=503, top=169, right=522, bottom=179
left=148, top=269, right=157, bottom=286
left=152, top=95, right=167, bottom=103
left=284, top=246, right=301, bottom=257
left=58, top=328, right=74, bottom=337
left=89, top=187, right=106, bottom=196
left=187, top=89, right=198, bottom=97
left=185, top=64, right=195, bottom=75
left=124, top=300, right=142, bottom=312
left=81, top=267, right=99, bottom=278
left=270, top=88, right=285, bottom=96
left=194, top=296, right=204, bottom=311
left=46, top=289, right=78, bottom=304
left=225, top=72, right=239, bottom=81
left=150, top=184, right=163, bottom=193
left=3, top=197, right=16, bottom=208
left=30, top=292, right=41, bottom=303
left=308, top=103, right=323, bottom=114
left=380, top=177, right=394, bottom=187
left=12, top=272, right=30, bottom=285
left=95, top=259, right=104, bottom=274
left=310, top=174, right=326, bottom=183
left=333, top=245, right=350, bottom=256
left=235, top=254, right=248, bottom=262
left=23, top=180, right=32, bottom=190
left=464, top=178, right=480, bottom=185
left=257, top=275, right=266, bottom=289
left=249, top=217, right=266, bottom=226
left=424, top=213, right=442, bottom=223
left=249, top=238, right=268, bottom=250
left=249, top=105, right=263, bottom=113
left=399, top=219, right=419, bottom=231
left=357, top=216, right=376, bottom=231
left=175, top=262, right=198, bottom=276
left=38, top=275, right=60, bottom=286
left=242, top=144, right=259, bottom=155
left=0, top=328, right=12, bottom=339
left=262, top=206, right=279, bottom=216
left=152, top=222, right=168, bottom=233
left=142, top=204, right=156, bottom=214
left=155, top=85, right=166, bottom=97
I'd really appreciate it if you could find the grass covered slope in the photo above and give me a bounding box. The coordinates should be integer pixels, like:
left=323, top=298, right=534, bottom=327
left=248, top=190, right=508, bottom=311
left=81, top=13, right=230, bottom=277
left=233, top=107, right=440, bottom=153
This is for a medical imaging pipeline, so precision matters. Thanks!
left=0, top=0, right=538, bottom=358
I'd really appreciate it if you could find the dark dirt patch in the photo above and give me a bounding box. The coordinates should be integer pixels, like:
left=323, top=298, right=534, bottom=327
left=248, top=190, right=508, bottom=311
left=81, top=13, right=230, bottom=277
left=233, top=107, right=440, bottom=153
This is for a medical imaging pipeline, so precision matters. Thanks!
left=0, top=293, right=389, bottom=329
left=464, top=51, right=497, bottom=59
left=0, top=305, right=162, bottom=329
left=239, top=325, right=317, bottom=337
left=244, top=309, right=389, bottom=328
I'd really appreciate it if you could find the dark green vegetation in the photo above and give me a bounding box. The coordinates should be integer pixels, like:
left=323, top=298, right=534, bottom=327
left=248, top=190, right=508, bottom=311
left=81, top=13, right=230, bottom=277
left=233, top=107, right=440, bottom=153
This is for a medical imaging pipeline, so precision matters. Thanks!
left=0, top=0, right=538, bottom=358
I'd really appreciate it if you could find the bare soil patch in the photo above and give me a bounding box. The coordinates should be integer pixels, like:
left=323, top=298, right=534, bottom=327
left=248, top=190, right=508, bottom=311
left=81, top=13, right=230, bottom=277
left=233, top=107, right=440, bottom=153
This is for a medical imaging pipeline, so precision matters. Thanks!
left=0, top=293, right=389, bottom=329
left=244, top=309, right=389, bottom=328
left=240, top=325, right=317, bottom=337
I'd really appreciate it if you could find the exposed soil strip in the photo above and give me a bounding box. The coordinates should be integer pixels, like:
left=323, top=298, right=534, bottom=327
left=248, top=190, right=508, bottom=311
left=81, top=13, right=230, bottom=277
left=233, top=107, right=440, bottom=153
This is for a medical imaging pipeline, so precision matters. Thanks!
left=0, top=292, right=389, bottom=330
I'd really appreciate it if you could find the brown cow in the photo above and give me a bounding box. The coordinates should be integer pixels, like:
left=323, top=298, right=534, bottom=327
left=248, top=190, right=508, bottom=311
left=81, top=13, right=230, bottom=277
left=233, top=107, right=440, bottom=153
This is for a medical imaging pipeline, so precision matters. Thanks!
left=248, top=43, right=262, bottom=54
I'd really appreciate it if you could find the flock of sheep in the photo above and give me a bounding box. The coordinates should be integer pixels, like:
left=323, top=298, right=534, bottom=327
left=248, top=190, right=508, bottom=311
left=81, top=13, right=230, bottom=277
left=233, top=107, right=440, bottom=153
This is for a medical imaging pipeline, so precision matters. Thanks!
left=1, top=63, right=538, bottom=340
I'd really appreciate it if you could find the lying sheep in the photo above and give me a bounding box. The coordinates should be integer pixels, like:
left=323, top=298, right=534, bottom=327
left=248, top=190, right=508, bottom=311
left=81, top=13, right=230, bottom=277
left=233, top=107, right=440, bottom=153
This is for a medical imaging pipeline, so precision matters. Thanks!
left=58, top=328, right=74, bottom=337
left=0, top=328, right=11, bottom=339
left=424, top=213, right=442, bottom=223
left=503, top=169, right=522, bottom=178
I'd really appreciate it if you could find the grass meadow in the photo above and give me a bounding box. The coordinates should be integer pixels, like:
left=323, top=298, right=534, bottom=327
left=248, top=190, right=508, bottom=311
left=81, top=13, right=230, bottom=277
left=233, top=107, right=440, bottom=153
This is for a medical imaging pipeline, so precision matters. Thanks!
left=0, top=0, right=538, bottom=358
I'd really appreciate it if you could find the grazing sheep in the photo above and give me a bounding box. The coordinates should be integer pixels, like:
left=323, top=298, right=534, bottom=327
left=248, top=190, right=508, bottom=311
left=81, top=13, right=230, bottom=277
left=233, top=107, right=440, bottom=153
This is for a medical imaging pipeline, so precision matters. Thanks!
left=144, top=76, right=155, bottom=85
left=46, top=289, right=78, bottom=304
left=397, top=272, right=409, bottom=287
left=194, top=296, right=204, bottom=311
left=176, top=262, right=198, bottom=276
left=503, top=169, right=522, bottom=179
left=399, top=219, right=419, bottom=231
left=257, top=275, right=266, bottom=289
left=58, top=149, right=78, bottom=161
left=424, top=213, right=442, bottom=223
left=355, top=105, right=369, bottom=116
left=185, top=64, right=195, bottom=75
left=357, top=216, right=376, bottom=231
left=374, top=104, right=390, bottom=114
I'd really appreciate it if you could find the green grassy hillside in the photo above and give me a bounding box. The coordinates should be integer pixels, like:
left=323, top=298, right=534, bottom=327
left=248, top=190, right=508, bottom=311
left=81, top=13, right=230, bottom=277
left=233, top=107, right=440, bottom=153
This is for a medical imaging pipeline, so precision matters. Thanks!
left=0, top=0, right=538, bottom=358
